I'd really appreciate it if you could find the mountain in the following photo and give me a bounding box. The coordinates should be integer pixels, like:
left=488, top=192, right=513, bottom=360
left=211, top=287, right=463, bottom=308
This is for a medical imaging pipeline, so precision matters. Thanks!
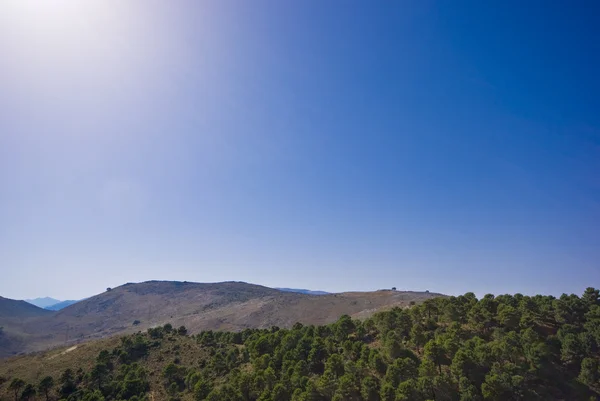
left=275, top=287, right=329, bottom=295
left=0, top=296, right=54, bottom=318
left=0, top=280, right=442, bottom=358
left=26, top=297, right=79, bottom=310
left=44, top=300, right=79, bottom=311
left=24, top=297, right=61, bottom=308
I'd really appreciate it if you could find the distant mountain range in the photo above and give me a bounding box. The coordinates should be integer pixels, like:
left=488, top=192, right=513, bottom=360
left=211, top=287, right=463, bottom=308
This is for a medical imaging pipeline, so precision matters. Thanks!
left=25, top=297, right=61, bottom=308
left=25, top=297, right=79, bottom=311
left=275, top=288, right=330, bottom=295
left=44, top=300, right=79, bottom=311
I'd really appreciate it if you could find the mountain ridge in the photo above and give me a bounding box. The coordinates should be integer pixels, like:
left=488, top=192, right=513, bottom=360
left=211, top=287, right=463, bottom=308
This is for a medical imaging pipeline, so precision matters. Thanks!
left=44, top=300, right=80, bottom=311
left=24, top=297, right=61, bottom=309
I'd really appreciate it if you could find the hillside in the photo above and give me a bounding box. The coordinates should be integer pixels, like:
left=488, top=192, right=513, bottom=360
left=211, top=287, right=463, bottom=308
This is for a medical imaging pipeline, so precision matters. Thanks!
left=1, top=288, right=599, bottom=401
left=0, top=296, right=53, bottom=318
left=0, top=297, right=54, bottom=360
left=0, top=281, right=441, bottom=358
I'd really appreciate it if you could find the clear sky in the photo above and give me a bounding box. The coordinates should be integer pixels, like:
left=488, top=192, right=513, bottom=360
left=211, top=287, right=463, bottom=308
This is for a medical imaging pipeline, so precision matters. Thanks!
left=1, top=1, right=599, bottom=300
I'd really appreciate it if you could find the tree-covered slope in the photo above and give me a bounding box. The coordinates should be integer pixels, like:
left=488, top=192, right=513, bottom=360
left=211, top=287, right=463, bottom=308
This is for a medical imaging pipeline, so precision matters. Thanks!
left=2, top=288, right=600, bottom=401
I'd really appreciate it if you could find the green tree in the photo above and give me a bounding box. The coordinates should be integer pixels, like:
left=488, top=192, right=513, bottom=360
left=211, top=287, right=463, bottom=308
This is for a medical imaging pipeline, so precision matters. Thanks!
left=335, top=315, right=356, bottom=341
left=308, top=337, right=327, bottom=374
left=361, top=376, right=380, bottom=401
left=384, top=331, right=405, bottom=360
left=82, top=390, right=105, bottom=401
left=194, top=379, right=212, bottom=400
left=19, top=384, right=36, bottom=401
left=299, top=380, right=320, bottom=401
left=579, top=357, right=600, bottom=386
left=271, top=383, right=289, bottom=401
left=334, top=374, right=361, bottom=401
left=480, top=363, right=525, bottom=401
left=97, top=350, right=112, bottom=366
left=58, top=369, right=77, bottom=398
left=384, top=357, right=418, bottom=388
left=561, top=333, right=585, bottom=366
left=379, top=382, right=395, bottom=401
left=9, top=379, right=25, bottom=401
left=163, top=362, right=186, bottom=389
left=423, top=340, right=447, bottom=375
left=38, top=376, right=54, bottom=401
left=185, top=372, right=201, bottom=392
left=369, top=349, right=387, bottom=375
left=90, top=363, right=109, bottom=391
left=115, top=363, right=149, bottom=399
left=497, top=305, right=520, bottom=331
left=410, top=324, right=427, bottom=353
left=317, top=369, right=337, bottom=399
left=396, top=379, right=420, bottom=401
left=458, top=376, right=481, bottom=401
left=583, top=288, right=600, bottom=308
left=324, top=354, right=345, bottom=377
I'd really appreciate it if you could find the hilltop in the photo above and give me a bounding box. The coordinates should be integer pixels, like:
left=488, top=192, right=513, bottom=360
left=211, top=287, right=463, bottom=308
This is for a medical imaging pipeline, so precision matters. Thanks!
left=0, top=281, right=441, bottom=358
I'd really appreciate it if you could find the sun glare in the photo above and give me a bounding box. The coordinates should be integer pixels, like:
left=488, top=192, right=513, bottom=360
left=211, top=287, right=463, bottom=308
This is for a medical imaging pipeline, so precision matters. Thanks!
left=1, top=0, right=97, bottom=39
left=0, top=0, right=161, bottom=110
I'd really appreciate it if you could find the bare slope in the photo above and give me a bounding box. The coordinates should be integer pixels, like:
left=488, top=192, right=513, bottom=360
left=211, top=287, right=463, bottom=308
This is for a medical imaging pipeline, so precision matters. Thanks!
left=0, top=281, right=442, bottom=358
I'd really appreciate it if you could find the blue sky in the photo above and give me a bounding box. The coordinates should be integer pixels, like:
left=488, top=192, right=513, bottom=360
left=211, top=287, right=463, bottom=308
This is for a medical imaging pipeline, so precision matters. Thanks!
left=1, top=1, right=599, bottom=300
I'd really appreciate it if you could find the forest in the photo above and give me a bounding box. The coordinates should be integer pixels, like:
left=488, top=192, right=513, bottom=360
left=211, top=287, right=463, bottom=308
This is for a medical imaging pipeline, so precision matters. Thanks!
left=2, top=288, right=600, bottom=401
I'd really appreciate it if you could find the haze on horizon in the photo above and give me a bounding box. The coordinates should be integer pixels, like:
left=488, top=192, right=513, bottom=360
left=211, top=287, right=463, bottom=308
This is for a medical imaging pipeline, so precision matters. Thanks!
left=1, top=1, right=599, bottom=301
